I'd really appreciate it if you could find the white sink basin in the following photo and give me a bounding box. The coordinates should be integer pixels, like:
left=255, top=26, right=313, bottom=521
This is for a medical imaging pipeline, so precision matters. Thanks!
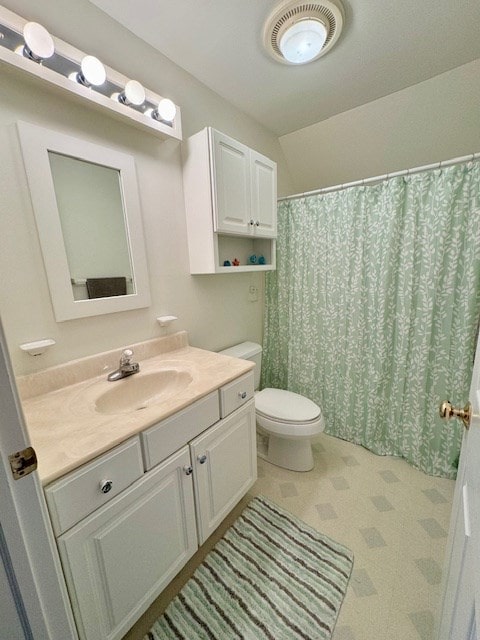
left=94, top=369, right=193, bottom=415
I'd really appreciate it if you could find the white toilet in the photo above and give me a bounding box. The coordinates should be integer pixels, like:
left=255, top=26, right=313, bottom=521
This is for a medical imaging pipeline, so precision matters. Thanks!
left=220, top=342, right=324, bottom=471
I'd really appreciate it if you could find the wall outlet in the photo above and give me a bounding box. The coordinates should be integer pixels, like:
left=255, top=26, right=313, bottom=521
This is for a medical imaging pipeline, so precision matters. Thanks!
left=249, top=285, right=259, bottom=302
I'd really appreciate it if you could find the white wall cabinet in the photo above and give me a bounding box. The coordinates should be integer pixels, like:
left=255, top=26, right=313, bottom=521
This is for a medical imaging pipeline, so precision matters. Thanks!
left=183, top=127, right=277, bottom=274
left=46, top=374, right=256, bottom=640
left=211, top=130, right=276, bottom=237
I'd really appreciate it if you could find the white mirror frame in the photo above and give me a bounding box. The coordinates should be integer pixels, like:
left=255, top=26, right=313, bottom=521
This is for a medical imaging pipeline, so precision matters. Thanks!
left=17, top=121, right=151, bottom=321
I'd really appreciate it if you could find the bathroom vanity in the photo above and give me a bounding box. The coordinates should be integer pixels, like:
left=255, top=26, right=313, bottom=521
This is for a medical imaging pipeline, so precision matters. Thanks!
left=17, top=332, right=256, bottom=640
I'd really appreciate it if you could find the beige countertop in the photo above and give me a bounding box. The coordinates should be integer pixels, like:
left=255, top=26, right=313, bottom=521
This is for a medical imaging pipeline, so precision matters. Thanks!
left=18, top=332, right=254, bottom=486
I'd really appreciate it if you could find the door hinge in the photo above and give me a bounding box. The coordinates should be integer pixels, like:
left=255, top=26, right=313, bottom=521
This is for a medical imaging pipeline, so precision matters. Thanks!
left=8, top=446, right=38, bottom=480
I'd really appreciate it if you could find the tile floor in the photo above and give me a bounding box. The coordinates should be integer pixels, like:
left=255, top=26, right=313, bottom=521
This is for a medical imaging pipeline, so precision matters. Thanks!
left=124, top=433, right=455, bottom=640
left=254, top=434, right=455, bottom=640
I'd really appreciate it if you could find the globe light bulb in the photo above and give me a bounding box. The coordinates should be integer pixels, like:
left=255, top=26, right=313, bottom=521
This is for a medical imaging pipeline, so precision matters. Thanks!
left=77, top=55, right=106, bottom=87
left=119, top=80, right=146, bottom=106
left=279, top=18, right=327, bottom=64
left=153, top=98, right=177, bottom=123
left=23, top=22, right=55, bottom=61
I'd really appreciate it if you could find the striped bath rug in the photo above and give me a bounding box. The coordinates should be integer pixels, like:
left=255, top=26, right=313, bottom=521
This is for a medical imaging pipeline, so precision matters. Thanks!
left=145, top=495, right=353, bottom=640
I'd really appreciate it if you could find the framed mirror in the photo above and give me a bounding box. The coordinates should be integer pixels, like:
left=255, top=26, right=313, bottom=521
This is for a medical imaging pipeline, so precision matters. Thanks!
left=17, top=121, right=150, bottom=321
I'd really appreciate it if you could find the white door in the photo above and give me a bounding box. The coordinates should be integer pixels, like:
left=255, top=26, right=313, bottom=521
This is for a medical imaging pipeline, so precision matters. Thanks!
left=0, top=538, right=29, bottom=640
left=211, top=129, right=251, bottom=234
left=438, top=329, right=480, bottom=639
left=0, top=316, right=77, bottom=639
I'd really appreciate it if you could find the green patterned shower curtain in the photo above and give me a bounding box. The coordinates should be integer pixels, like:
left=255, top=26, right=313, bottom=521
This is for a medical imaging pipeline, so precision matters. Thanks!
left=262, top=163, right=480, bottom=478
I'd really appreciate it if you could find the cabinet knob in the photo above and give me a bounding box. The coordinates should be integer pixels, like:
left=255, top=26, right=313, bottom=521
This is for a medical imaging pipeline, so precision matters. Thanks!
left=197, top=454, right=207, bottom=464
left=249, top=219, right=255, bottom=226
left=255, top=220, right=260, bottom=226
left=100, top=479, right=113, bottom=494
left=183, top=465, right=193, bottom=476
left=238, top=391, right=247, bottom=399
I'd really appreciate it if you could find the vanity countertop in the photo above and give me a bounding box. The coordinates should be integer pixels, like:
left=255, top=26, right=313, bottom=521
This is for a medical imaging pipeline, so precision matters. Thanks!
left=17, top=332, right=254, bottom=485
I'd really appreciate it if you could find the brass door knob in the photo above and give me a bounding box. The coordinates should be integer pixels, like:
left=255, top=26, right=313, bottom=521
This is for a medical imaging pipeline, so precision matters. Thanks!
left=439, top=400, right=472, bottom=429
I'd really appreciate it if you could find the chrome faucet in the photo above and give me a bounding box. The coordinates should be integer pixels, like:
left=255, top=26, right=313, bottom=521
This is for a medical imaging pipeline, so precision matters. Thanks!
left=107, top=349, right=140, bottom=381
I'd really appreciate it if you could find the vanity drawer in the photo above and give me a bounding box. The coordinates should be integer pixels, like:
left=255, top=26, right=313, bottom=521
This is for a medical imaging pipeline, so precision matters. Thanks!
left=142, top=391, right=219, bottom=470
left=45, top=437, right=143, bottom=536
left=219, top=372, right=255, bottom=418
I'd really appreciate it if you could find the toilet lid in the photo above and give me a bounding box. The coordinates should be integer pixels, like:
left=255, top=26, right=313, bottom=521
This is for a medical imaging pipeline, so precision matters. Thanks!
left=255, top=388, right=321, bottom=423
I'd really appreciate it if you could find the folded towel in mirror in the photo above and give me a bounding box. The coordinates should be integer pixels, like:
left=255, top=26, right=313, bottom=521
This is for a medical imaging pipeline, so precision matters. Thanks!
left=86, top=277, right=127, bottom=299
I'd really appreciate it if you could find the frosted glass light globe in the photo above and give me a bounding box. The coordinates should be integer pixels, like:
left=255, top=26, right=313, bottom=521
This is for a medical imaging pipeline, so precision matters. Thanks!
left=121, top=80, right=146, bottom=106
left=23, top=22, right=55, bottom=61
left=79, top=55, right=106, bottom=86
left=155, top=98, right=176, bottom=122
left=279, top=18, right=327, bottom=64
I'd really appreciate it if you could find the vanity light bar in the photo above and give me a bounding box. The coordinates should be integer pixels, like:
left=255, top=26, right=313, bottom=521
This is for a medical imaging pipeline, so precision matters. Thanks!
left=0, top=7, right=182, bottom=140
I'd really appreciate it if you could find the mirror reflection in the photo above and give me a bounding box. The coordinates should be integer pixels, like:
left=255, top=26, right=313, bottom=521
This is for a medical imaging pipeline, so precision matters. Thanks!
left=48, top=152, right=134, bottom=301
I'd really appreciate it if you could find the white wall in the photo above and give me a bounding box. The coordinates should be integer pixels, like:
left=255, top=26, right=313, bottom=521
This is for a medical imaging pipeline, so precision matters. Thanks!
left=280, top=59, right=480, bottom=193
left=0, top=0, right=293, bottom=375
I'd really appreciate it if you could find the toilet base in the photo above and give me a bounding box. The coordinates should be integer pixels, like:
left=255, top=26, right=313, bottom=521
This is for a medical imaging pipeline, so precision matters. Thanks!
left=265, top=434, right=314, bottom=472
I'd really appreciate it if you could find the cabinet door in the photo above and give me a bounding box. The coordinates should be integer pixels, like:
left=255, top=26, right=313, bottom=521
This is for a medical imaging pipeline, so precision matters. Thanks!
left=191, top=400, right=257, bottom=544
left=57, top=447, right=197, bottom=640
left=211, top=129, right=251, bottom=234
left=250, top=149, right=277, bottom=237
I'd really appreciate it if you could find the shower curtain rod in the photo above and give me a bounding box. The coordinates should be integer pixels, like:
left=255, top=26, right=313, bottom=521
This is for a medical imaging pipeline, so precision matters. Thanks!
left=277, top=151, right=480, bottom=202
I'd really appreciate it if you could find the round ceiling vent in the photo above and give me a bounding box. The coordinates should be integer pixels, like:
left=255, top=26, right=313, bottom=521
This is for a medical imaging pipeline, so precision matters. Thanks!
left=263, top=0, right=345, bottom=65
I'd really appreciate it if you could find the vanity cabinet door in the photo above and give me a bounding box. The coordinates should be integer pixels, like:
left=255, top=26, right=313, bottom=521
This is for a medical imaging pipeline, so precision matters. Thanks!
left=57, top=446, right=197, bottom=640
left=211, top=129, right=251, bottom=235
left=191, top=400, right=257, bottom=545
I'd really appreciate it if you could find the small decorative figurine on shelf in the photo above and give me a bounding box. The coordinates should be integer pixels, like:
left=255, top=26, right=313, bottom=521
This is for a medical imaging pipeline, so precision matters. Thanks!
left=248, top=254, right=258, bottom=264
left=223, top=260, right=231, bottom=266
left=232, top=258, right=240, bottom=266
left=258, top=255, right=266, bottom=265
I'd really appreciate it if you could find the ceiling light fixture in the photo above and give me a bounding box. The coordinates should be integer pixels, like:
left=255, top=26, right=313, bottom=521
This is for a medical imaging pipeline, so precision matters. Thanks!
left=263, top=0, right=344, bottom=65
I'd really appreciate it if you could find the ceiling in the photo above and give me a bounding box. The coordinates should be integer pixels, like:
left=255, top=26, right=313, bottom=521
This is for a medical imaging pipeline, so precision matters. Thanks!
left=88, top=0, right=480, bottom=137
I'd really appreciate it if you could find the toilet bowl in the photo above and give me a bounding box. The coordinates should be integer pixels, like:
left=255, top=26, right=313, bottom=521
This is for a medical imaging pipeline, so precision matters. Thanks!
left=219, top=342, right=324, bottom=472
left=256, top=387, right=324, bottom=471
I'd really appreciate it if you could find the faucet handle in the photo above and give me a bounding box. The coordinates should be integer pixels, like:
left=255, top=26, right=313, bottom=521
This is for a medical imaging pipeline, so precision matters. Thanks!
left=120, top=348, right=133, bottom=364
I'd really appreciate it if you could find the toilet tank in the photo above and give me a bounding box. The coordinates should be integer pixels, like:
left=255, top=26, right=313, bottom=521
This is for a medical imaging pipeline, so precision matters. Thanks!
left=219, top=342, right=262, bottom=390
